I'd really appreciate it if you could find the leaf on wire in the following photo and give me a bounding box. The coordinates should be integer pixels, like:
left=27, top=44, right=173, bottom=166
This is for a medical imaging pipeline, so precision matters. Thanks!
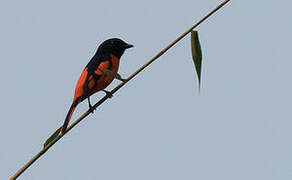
left=43, top=127, right=61, bottom=148
left=190, top=30, right=203, bottom=91
left=101, top=69, right=124, bottom=81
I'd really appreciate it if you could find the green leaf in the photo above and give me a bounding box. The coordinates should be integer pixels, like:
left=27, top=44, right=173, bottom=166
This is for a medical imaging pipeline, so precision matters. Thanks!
left=191, top=30, right=202, bottom=90
left=101, top=69, right=125, bottom=81
left=43, top=127, right=61, bottom=148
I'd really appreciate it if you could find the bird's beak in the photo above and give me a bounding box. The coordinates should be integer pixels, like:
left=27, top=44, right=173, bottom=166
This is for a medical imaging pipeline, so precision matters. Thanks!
left=124, top=44, right=134, bottom=49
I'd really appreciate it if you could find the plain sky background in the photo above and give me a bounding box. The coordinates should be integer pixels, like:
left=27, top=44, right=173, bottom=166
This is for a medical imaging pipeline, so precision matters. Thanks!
left=1, top=0, right=291, bottom=179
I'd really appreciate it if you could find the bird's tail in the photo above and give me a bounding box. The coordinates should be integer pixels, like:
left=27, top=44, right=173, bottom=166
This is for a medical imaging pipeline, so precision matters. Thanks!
left=60, top=99, right=79, bottom=135
left=43, top=98, right=80, bottom=148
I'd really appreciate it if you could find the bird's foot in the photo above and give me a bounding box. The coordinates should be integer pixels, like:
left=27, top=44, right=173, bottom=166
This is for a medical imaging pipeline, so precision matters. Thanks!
left=89, top=104, right=96, bottom=114
left=102, top=90, right=113, bottom=98
left=118, top=78, right=127, bottom=82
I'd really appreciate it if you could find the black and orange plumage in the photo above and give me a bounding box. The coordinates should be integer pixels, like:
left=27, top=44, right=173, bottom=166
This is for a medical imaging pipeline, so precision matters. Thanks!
left=60, top=38, right=133, bottom=135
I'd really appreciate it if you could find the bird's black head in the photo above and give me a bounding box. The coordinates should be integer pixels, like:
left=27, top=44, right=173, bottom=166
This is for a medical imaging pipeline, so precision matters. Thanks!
left=97, top=38, right=133, bottom=58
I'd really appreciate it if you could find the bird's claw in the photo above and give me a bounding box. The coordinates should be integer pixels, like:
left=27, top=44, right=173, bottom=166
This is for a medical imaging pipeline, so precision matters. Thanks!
left=102, top=90, right=113, bottom=98
left=89, top=104, right=96, bottom=114
left=119, top=78, right=127, bottom=82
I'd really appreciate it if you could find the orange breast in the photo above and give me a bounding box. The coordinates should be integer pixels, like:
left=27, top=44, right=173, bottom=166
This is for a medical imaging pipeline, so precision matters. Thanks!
left=94, top=54, right=120, bottom=92
left=73, top=54, right=120, bottom=102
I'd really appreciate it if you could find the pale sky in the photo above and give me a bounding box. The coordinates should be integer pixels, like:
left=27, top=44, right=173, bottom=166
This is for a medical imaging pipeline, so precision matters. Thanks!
left=1, top=0, right=292, bottom=179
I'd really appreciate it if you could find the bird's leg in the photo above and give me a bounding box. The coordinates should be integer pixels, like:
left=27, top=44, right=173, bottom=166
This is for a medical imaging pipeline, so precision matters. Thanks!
left=88, top=97, right=95, bottom=113
left=102, top=89, right=113, bottom=98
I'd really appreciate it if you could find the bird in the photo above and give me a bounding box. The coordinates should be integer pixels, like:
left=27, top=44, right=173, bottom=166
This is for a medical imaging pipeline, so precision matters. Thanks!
left=60, top=38, right=133, bottom=135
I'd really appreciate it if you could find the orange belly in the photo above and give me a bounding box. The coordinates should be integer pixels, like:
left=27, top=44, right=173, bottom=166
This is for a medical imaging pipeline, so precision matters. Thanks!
left=73, top=54, right=120, bottom=102
left=90, top=54, right=120, bottom=96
